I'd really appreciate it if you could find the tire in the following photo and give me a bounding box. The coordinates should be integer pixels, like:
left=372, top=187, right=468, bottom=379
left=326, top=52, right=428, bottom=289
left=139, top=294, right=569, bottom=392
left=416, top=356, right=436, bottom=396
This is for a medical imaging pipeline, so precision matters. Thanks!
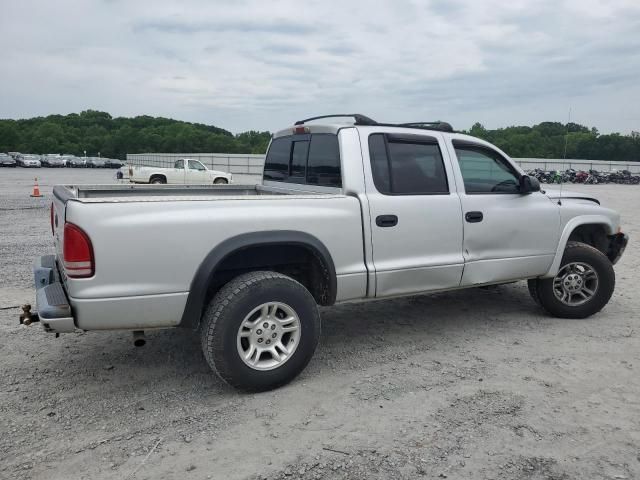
left=529, top=241, right=615, bottom=319
left=200, top=271, right=321, bottom=391
left=213, top=178, right=228, bottom=184
left=150, top=176, right=166, bottom=184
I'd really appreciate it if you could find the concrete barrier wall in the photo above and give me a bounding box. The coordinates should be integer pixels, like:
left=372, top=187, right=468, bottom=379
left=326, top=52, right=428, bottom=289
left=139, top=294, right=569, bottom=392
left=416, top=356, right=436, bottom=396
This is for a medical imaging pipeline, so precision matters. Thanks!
left=127, top=153, right=640, bottom=184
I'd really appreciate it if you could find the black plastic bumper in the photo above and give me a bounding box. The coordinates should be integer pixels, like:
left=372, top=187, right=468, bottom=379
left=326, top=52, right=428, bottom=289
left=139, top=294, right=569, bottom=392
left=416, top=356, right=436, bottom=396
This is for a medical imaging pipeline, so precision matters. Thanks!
left=33, top=255, right=76, bottom=332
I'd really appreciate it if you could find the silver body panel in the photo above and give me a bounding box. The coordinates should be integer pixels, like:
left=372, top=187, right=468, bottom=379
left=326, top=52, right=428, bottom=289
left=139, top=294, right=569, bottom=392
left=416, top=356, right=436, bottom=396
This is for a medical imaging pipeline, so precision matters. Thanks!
left=44, top=125, right=622, bottom=332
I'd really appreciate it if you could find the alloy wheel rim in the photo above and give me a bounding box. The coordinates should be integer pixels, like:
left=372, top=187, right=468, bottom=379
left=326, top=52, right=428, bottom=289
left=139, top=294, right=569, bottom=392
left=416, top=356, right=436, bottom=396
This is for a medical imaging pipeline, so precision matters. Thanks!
left=236, top=302, right=301, bottom=371
left=552, top=262, right=599, bottom=306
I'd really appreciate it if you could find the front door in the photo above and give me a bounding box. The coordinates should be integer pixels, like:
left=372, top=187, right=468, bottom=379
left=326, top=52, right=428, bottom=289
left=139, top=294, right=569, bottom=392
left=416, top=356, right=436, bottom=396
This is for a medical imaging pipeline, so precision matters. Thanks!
left=448, top=139, right=561, bottom=285
left=363, top=131, right=465, bottom=297
left=186, top=160, right=209, bottom=183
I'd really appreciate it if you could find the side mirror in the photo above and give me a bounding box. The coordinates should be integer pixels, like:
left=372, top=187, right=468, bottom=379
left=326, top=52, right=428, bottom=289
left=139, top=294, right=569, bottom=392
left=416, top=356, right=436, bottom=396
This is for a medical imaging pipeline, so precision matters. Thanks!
left=519, top=175, right=541, bottom=194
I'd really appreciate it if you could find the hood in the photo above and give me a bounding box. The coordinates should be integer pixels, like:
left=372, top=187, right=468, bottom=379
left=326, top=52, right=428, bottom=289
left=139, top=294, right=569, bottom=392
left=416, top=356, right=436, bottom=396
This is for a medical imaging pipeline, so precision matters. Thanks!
left=544, top=188, right=600, bottom=205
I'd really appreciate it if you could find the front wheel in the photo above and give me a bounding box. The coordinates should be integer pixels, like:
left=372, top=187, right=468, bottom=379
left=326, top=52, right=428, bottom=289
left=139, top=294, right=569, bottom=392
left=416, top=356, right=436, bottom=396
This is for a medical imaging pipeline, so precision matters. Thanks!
left=213, top=178, right=228, bottom=184
left=528, top=241, right=615, bottom=319
left=200, top=271, right=321, bottom=391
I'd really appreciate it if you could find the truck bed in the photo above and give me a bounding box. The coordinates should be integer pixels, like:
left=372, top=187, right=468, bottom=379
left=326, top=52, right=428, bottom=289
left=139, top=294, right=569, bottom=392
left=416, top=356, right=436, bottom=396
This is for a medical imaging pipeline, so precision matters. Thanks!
left=54, top=184, right=342, bottom=203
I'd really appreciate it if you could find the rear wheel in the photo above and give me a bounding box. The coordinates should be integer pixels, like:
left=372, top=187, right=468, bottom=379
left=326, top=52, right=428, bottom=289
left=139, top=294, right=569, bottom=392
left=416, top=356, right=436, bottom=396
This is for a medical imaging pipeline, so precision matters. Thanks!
left=200, top=271, right=321, bottom=391
left=528, top=241, right=615, bottom=318
left=213, top=178, right=228, bottom=184
left=150, top=176, right=166, bottom=184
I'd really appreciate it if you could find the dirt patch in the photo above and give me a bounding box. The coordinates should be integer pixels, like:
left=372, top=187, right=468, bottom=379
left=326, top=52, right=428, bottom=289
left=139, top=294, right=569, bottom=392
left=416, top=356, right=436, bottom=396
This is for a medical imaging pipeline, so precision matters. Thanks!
left=1, top=173, right=639, bottom=479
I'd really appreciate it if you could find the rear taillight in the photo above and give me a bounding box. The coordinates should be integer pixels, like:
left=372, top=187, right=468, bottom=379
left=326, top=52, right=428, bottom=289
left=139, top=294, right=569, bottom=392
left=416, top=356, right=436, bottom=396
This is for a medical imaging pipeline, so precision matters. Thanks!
left=63, top=223, right=94, bottom=278
left=50, top=203, right=55, bottom=235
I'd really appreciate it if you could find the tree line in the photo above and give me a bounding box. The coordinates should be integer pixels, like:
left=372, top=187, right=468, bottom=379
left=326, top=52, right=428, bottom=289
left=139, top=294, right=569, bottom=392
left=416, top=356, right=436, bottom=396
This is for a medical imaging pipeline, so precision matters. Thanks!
left=467, top=122, right=639, bottom=161
left=0, top=110, right=271, bottom=159
left=0, top=110, right=638, bottom=161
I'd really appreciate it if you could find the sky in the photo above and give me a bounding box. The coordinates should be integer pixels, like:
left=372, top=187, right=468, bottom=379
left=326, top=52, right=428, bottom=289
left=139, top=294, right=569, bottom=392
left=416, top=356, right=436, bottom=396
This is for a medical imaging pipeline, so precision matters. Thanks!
left=1, top=0, right=639, bottom=134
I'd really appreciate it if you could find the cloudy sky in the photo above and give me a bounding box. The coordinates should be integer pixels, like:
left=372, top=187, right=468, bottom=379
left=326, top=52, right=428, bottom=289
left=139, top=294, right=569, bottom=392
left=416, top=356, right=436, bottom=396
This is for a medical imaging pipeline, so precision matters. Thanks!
left=2, top=0, right=639, bottom=133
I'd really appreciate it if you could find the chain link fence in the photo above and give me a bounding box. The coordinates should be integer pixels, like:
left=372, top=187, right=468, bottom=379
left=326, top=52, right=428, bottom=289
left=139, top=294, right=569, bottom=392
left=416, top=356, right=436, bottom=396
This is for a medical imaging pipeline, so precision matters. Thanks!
left=514, top=158, right=640, bottom=173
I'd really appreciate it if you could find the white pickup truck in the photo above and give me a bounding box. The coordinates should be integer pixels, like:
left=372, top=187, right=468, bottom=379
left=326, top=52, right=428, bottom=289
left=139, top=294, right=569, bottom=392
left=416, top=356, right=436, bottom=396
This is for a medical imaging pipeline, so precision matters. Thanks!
left=129, top=158, right=233, bottom=184
left=28, top=114, right=628, bottom=391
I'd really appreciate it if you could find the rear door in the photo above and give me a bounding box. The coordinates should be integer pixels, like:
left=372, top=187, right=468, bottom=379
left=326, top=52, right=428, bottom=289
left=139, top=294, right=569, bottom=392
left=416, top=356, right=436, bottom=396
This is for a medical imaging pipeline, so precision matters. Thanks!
left=363, top=130, right=465, bottom=297
left=448, top=139, right=560, bottom=285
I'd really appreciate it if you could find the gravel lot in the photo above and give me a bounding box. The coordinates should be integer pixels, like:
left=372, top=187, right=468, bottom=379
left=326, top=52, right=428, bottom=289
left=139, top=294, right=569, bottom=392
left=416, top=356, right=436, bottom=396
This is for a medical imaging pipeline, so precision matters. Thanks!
left=1, top=168, right=639, bottom=480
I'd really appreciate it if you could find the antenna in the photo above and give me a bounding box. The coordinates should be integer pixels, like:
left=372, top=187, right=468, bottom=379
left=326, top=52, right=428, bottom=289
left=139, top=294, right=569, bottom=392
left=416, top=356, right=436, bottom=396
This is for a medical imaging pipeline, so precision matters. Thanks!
left=558, top=107, right=571, bottom=205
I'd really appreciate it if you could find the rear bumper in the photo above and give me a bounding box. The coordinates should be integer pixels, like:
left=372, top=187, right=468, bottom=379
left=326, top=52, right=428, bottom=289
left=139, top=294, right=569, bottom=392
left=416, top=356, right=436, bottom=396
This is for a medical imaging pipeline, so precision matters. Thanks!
left=608, top=233, right=629, bottom=265
left=33, top=255, right=76, bottom=333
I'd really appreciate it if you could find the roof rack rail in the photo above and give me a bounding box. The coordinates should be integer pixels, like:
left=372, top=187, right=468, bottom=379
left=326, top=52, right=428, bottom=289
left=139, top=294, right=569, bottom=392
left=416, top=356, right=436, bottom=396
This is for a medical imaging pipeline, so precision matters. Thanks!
left=293, top=114, right=454, bottom=133
left=294, top=114, right=378, bottom=126
left=396, top=121, right=454, bottom=133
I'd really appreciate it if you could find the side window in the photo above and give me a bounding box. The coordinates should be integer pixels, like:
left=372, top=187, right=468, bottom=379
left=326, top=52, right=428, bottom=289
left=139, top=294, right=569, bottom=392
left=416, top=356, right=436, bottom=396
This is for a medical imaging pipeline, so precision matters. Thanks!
left=453, top=143, right=520, bottom=194
left=263, top=134, right=342, bottom=187
left=188, top=160, right=206, bottom=171
left=174, top=160, right=184, bottom=169
left=307, top=134, right=341, bottom=187
left=368, top=133, right=449, bottom=195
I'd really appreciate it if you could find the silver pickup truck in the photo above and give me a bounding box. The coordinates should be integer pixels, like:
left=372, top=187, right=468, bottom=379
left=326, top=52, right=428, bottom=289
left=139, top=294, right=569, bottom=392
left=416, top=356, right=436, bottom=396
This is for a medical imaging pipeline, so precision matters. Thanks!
left=28, top=114, right=628, bottom=391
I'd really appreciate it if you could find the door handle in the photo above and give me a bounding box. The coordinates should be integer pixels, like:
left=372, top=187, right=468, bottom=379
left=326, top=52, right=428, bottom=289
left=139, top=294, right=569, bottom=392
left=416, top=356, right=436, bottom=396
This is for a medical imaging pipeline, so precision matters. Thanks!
left=376, top=215, right=398, bottom=227
left=465, top=211, right=483, bottom=223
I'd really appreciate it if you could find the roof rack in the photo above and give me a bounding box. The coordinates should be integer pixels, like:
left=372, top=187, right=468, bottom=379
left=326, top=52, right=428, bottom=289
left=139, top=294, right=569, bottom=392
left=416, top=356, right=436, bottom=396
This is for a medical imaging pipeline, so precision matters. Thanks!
left=397, top=121, right=454, bottom=133
left=293, top=114, right=454, bottom=132
left=294, top=114, right=377, bottom=126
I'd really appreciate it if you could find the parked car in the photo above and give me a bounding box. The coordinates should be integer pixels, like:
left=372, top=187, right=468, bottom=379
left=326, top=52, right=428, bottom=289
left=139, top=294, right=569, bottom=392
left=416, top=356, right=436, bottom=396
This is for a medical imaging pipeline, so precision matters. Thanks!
left=17, top=155, right=41, bottom=168
left=29, top=114, right=628, bottom=392
left=104, top=158, right=124, bottom=169
left=41, top=155, right=67, bottom=167
left=0, top=153, right=17, bottom=167
left=129, top=158, right=232, bottom=184
left=66, top=157, right=86, bottom=168
left=86, top=158, right=107, bottom=168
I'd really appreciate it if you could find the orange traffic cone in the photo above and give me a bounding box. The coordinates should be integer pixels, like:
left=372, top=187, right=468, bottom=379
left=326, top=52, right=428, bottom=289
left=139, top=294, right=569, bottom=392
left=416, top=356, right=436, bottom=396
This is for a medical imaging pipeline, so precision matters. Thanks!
left=30, top=177, right=43, bottom=198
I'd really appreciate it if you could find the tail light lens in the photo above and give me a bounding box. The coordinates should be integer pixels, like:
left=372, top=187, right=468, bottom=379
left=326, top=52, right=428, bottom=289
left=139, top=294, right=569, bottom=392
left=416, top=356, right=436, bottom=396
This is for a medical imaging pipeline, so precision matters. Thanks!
left=63, top=223, right=94, bottom=278
left=50, top=203, right=55, bottom=235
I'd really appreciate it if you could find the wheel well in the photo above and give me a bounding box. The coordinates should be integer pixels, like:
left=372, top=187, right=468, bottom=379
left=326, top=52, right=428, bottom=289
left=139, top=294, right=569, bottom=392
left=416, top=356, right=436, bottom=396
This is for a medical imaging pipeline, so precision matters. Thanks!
left=204, top=244, right=333, bottom=308
left=149, top=174, right=166, bottom=182
left=568, top=224, right=608, bottom=255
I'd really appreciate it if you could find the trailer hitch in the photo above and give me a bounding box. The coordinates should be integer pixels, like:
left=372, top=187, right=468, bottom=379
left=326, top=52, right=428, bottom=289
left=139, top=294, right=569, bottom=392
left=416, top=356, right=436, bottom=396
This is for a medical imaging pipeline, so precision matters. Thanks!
left=19, top=304, right=40, bottom=326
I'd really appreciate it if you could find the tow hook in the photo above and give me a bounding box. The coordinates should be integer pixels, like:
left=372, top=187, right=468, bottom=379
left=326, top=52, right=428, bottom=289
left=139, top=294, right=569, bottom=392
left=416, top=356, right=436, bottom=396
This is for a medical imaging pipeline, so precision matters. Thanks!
left=19, top=304, right=40, bottom=326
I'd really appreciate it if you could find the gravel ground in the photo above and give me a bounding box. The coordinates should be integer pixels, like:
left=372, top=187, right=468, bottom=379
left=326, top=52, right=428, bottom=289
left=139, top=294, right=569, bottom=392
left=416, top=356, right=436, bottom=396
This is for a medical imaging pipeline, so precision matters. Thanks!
left=1, top=168, right=639, bottom=480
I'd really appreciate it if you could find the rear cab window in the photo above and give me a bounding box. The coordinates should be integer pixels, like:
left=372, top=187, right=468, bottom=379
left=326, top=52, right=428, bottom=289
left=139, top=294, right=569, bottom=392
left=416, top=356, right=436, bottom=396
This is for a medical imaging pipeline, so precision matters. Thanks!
left=264, top=134, right=341, bottom=187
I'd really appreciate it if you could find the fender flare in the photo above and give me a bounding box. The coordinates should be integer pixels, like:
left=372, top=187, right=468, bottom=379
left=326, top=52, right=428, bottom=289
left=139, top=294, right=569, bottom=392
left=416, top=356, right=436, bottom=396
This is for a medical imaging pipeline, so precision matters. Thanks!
left=542, top=215, right=617, bottom=278
left=178, top=230, right=337, bottom=329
